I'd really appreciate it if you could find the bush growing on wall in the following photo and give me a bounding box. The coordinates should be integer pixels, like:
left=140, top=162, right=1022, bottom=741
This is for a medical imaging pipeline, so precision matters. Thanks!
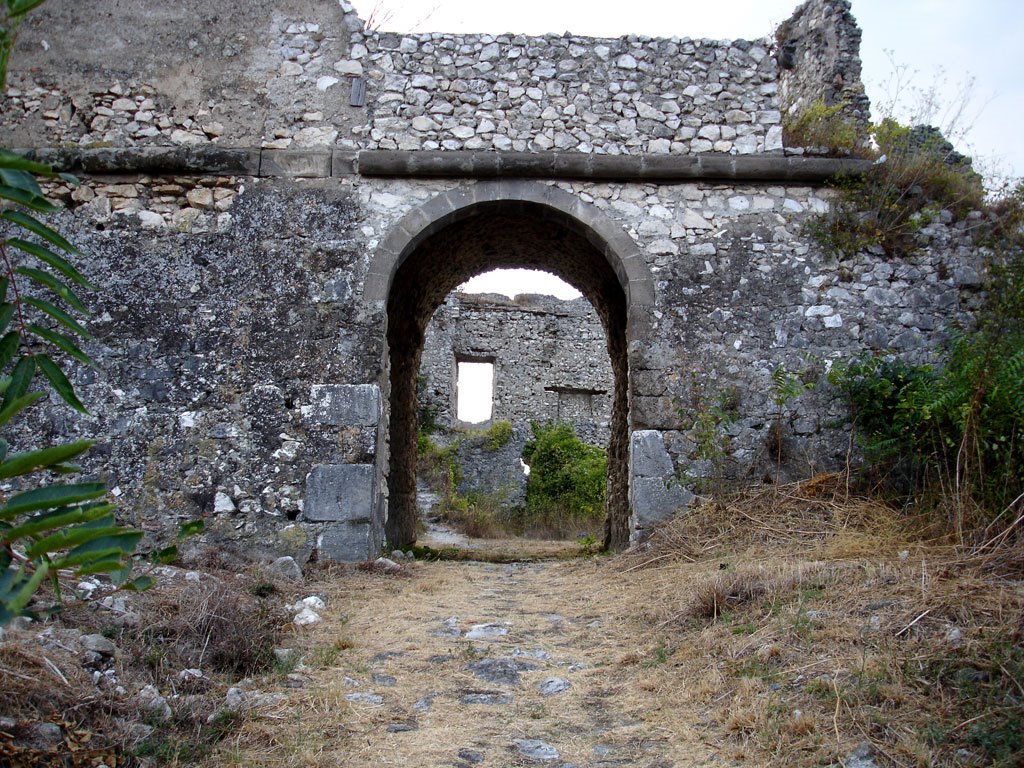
left=829, top=192, right=1024, bottom=537
left=808, top=117, right=985, bottom=259
left=521, top=422, right=606, bottom=533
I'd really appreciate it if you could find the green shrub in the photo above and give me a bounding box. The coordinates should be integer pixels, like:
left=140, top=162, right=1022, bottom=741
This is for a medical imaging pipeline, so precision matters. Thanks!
left=782, top=100, right=863, bottom=155
left=830, top=330, right=1023, bottom=528
left=521, top=422, right=606, bottom=531
left=483, top=419, right=513, bottom=451
left=809, top=118, right=985, bottom=259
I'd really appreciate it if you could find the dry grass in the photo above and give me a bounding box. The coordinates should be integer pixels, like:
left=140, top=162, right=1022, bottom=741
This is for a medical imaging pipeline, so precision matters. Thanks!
left=602, top=475, right=1024, bottom=767
left=0, top=564, right=303, bottom=766
left=5, top=474, right=1019, bottom=767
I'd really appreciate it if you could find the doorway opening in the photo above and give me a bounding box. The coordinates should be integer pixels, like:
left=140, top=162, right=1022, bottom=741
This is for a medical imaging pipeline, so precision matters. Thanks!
left=368, top=183, right=655, bottom=552
left=417, top=271, right=613, bottom=545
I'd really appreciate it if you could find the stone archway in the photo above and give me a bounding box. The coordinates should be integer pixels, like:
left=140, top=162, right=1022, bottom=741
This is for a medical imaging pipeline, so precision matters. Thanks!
left=365, top=180, right=655, bottom=550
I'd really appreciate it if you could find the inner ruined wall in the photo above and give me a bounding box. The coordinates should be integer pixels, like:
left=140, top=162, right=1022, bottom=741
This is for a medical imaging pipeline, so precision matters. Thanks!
left=418, top=292, right=613, bottom=508
left=420, top=292, right=612, bottom=439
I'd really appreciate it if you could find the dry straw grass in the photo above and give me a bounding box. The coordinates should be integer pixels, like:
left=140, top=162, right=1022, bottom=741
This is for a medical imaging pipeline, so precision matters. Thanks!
left=601, top=474, right=1024, bottom=767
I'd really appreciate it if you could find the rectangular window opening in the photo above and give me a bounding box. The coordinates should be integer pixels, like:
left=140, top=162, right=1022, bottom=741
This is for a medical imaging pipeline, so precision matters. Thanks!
left=456, top=360, right=494, bottom=423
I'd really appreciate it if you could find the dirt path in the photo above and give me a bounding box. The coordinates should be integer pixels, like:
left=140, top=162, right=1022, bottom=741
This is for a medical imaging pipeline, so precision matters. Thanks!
left=279, top=558, right=713, bottom=767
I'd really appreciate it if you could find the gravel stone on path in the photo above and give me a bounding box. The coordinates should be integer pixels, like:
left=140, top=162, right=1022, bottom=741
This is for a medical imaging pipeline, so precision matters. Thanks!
left=344, top=692, right=383, bottom=704
left=465, top=622, right=509, bottom=639
left=460, top=691, right=513, bottom=705
left=538, top=676, right=570, bottom=695
left=467, top=658, right=538, bottom=685
left=431, top=616, right=461, bottom=637
left=514, top=738, right=560, bottom=760
left=413, top=692, right=439, bottom=711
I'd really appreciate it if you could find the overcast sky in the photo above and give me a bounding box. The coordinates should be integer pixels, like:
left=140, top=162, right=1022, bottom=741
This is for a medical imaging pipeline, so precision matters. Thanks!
left=352, top=0, right=1023, bottom=299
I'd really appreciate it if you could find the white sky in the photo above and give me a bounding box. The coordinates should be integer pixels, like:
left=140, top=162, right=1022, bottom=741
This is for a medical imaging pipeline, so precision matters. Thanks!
left=354, top=0, right=1023, bottom=299
left=456, top=361, right=494, bottom=422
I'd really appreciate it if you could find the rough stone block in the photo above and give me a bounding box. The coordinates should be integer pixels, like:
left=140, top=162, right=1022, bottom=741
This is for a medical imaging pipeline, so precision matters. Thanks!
left=632, top=477, right=693, bottom=526
left=319, top=521, right=374, bottom=562
left=303, top=464, right=375, bottom=522
left=304, top=384, right=380, bottom=427
left=260, top=149, right=331, bottom=177
left=630, top=430, right=676, bottom=477
left=331, top=150, right=358, bottom=176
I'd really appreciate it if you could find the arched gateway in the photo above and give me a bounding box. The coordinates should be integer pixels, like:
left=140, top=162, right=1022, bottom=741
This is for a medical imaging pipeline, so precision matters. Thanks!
left=364, top=180, right=657, bottom=550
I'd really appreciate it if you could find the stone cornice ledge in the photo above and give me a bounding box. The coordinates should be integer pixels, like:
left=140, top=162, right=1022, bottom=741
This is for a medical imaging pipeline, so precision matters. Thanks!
left=15, top=146, right=871, bottom=183
left=357, top=150, right=871, bottom=182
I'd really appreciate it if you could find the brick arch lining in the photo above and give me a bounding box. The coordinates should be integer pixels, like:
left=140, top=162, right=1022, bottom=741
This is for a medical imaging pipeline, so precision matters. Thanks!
left=370, top=181, right=654, bottom=550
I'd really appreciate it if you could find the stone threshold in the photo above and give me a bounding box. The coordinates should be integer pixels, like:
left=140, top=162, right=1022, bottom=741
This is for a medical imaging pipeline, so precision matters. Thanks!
left=15, top=146, right=871, bottom=183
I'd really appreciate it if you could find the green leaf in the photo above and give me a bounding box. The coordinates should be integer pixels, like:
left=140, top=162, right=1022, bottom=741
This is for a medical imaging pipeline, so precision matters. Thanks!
left=6, top=238, right=96, bottom=289
left=1, top=210, right=80, bottom=255
left=0, top=391, right=44, bottom=430
left=74, top=558, right=131, bottom=577
left=178, top=519, right=205, bottom=538
left=0, top=149, right=53, bottom=174
left=9, top=0, right=52, bottom=16
left=36, top=354, right=87, bottom=413
left=25, top=298, right=91, bottom=340
left=25, top=523, right=123, bottom=558
left=2, top=355, right=35, bottom=407
left=1, top=560, right=49, bottom=617
left=0, top=482, right=107, bottom=519
left=153, top=544, right=178, bottom=564
left=53, top=531, right=143, bottom=568
left=0, top=183, right=57, bottom=213
left=26, top=325, right=95, bottom=367
left=123, top=575, right=156, bottom=592
left=0, top=438, right=93, bottom=480
left=15, top=267, right=88, bottom=313
left=3, top=504, right=113, bottom=540
left=0, top=303, right=12, bottom=335
left=0, top=277, right=7, bottom=303
left=0, top=167, right=44, bottom=196
left=0, top=330, right=21, bottom=371
left=48, top=462, right=83, bottom=475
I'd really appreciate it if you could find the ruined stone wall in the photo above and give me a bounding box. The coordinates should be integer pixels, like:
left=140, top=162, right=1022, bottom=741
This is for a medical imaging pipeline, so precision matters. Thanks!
left=1, top=0, right=864, bottom=156
left=776, top=0, right=871, bottom=128
left=10, top=169, right=983, bottom=557
left=419, top=292, right=613, bottom=508
left=419, top=292, right=612, bottom=443
left=0, top=0, right=991, bottom=561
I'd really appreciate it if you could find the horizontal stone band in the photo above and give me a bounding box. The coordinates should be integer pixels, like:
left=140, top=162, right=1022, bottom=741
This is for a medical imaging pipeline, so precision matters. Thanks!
left=15, top=146, right=869, bottom=183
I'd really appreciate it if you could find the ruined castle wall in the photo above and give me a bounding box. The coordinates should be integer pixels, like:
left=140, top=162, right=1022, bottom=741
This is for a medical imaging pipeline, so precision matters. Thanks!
left=418, top=292, right=613, bottom=508
left=0, top=0, right=991, bottom=560
left=2, top=0, right=864, bottom=157
left=12, top=169, right=984, bottom=560
left=776, top=0, right=871, bottom=126
left=420, top=293, right=612, bottom=443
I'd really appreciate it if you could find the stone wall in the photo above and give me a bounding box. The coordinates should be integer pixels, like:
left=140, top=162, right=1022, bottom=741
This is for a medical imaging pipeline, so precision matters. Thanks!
left=777, top=0, right=871, bottom=129
left=1, top=0, right=864, bottom=157
left=419, top=292, right=612, bottom=443
left=419, top=291, right=613, bottom=510
left=0, top=0, right=992, bottom=561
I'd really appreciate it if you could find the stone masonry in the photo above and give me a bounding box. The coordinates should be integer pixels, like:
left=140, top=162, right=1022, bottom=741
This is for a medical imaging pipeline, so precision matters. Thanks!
left=0, top=0, right=988, bottom=561
left=419, top=291, right=613, bottom=509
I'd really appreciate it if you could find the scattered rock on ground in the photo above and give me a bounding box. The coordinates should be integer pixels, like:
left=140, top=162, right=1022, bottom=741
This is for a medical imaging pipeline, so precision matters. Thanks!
left=267, top=555, right=303, bottom=581
left=514, top=738, right=560, bottom=760
left=468, top=657, right=538, bottom=685
left=538, top=677, right=570, bottom=695
left=465, top=622, right=509, bottom=639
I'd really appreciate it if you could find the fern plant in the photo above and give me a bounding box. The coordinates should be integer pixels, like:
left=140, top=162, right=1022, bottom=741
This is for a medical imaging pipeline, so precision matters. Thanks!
left=0, top=149, right=163, bottom=624
left=0, top=0, right=200, bottom=625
